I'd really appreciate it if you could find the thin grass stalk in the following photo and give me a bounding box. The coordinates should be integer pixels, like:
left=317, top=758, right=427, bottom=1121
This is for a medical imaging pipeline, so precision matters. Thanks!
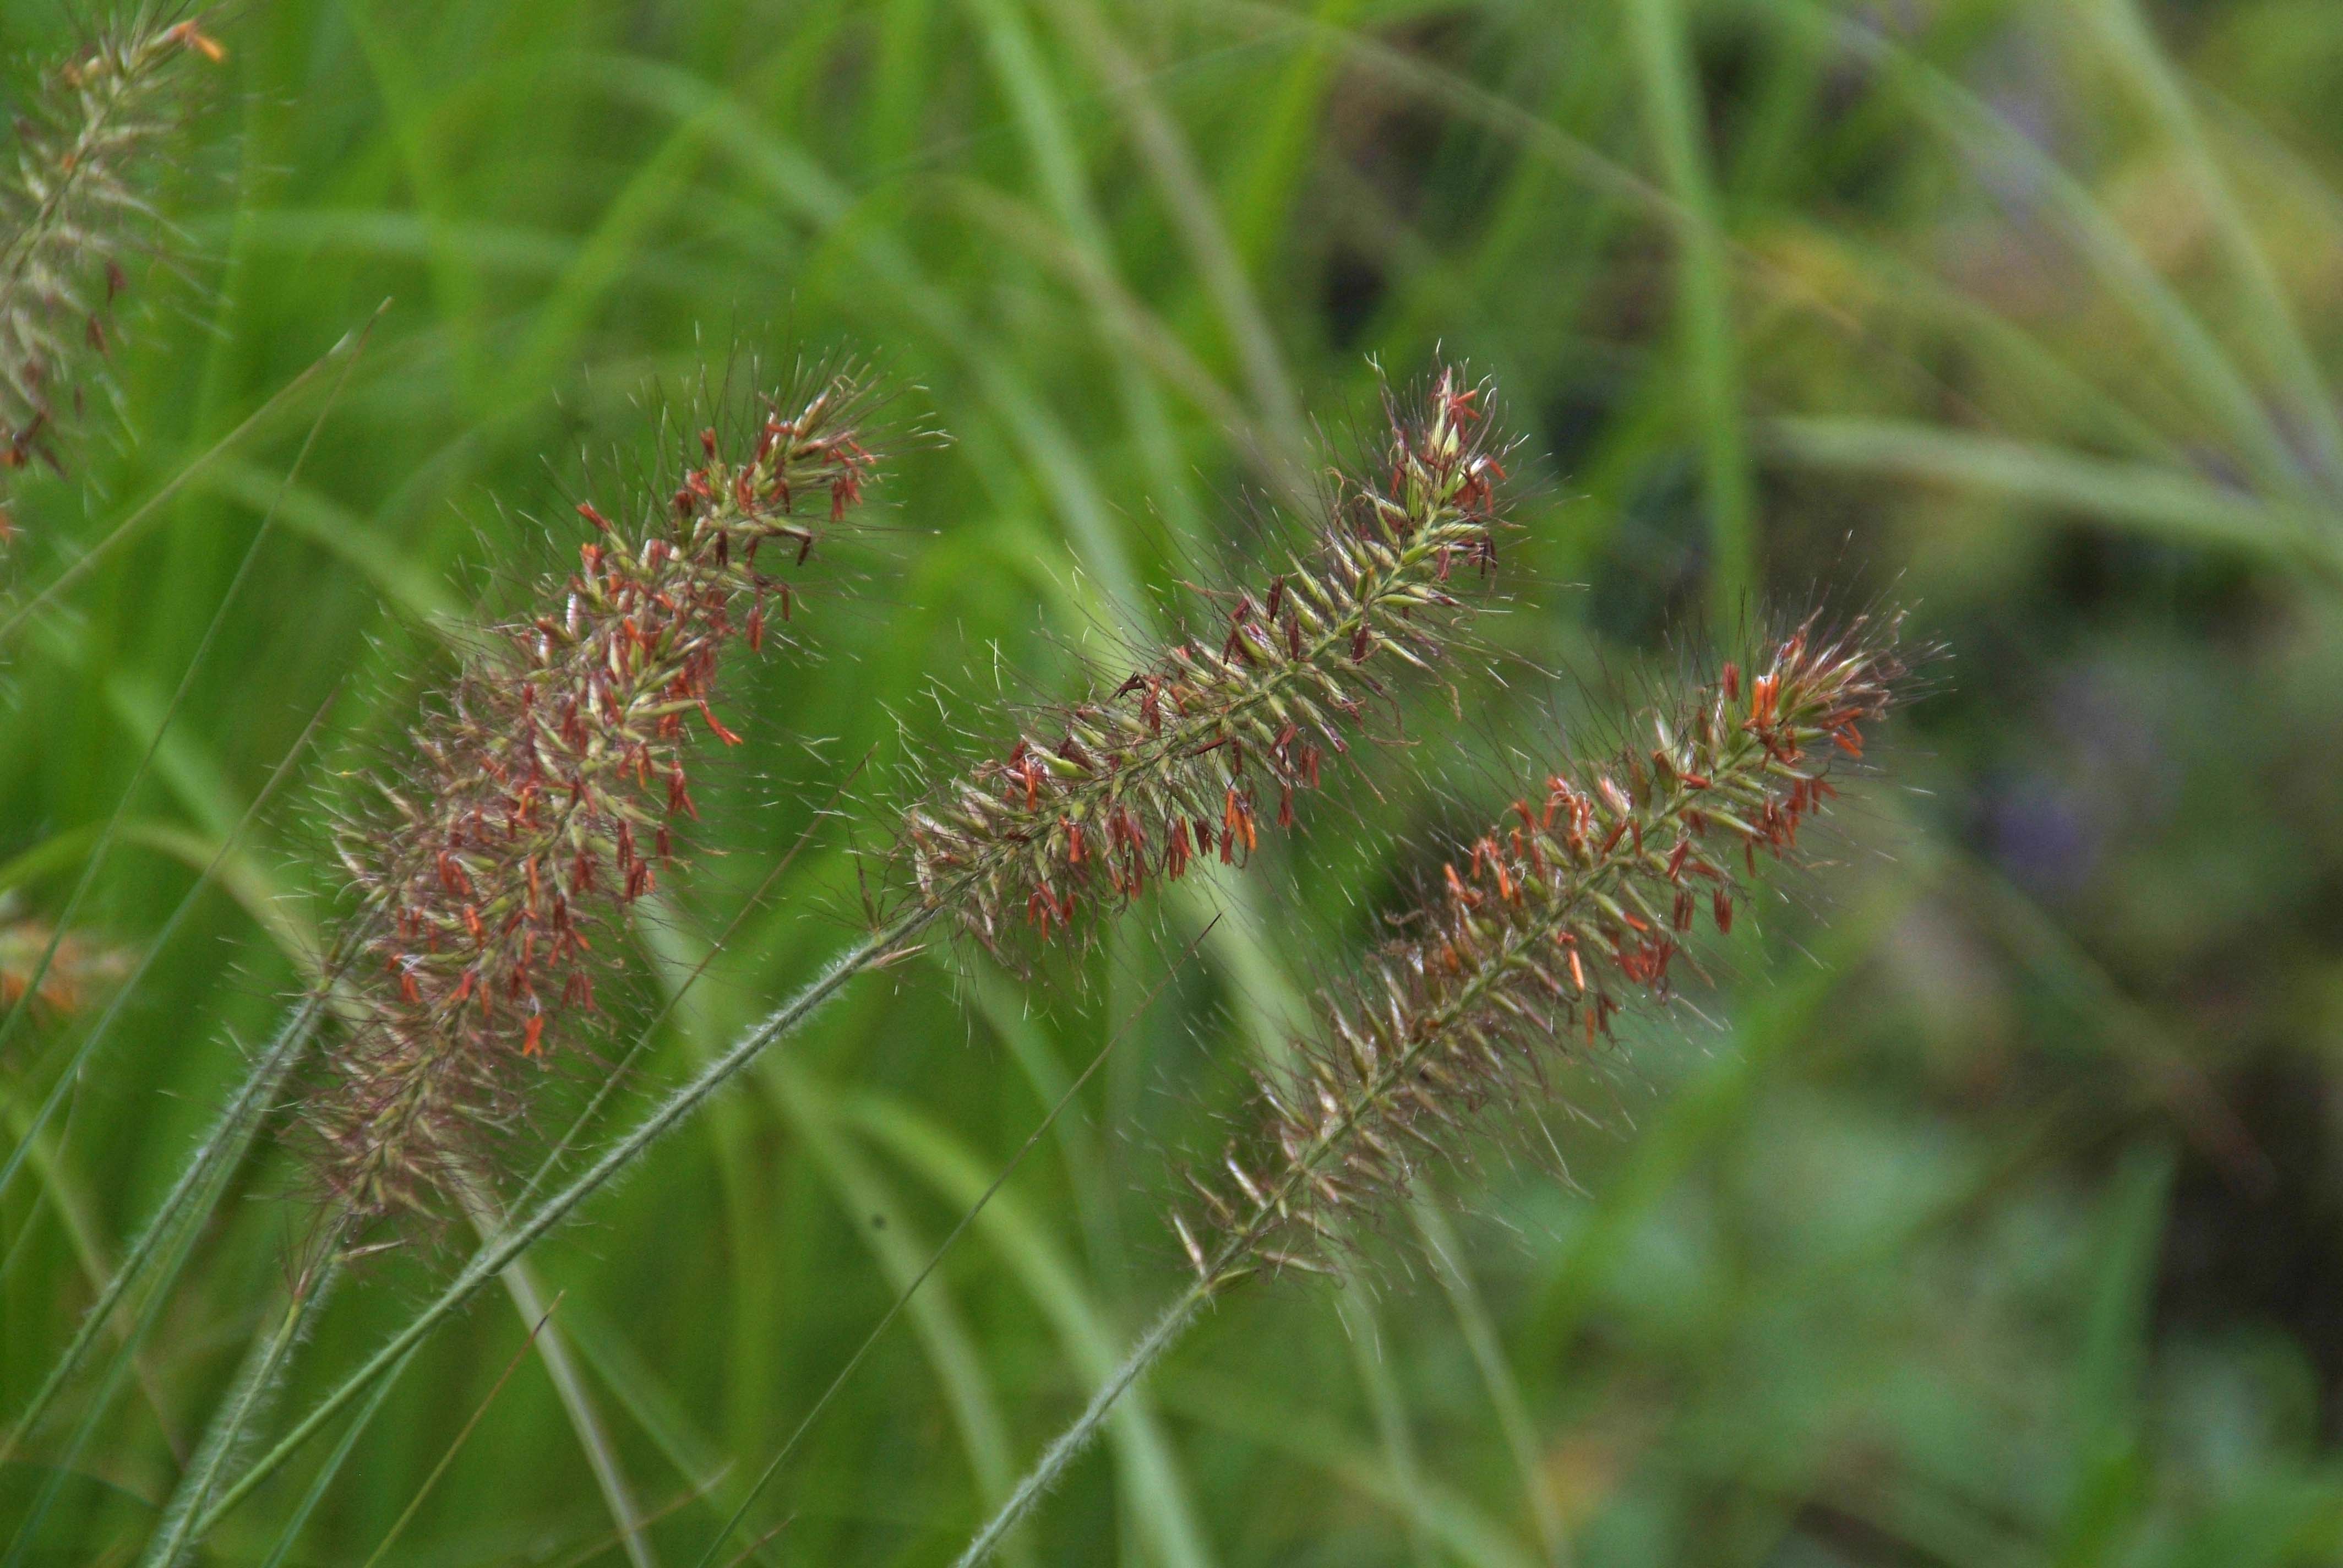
left=2, top=1055, right=252, bottom=1566
left=0, top=993, right=324, bottom=1470
left=0, top=309, right=370, bottom=1192
left=0, top=686, right=334, bottom=1213
left=252, top=1345, right=415, bottom=1568
left=456, top=1170, right=659, bottom=1568
left=690, top=922, right=1218, bottom=1568
left=949, top=618, right=1909, bottom=1565
left=192, top=366, right=1510, bottom=1540
left=0, top=311, right=377, bottom=648
left=188, top=906, right=936, bottom=1538
left=139, top=1254, right=342, bottom=1568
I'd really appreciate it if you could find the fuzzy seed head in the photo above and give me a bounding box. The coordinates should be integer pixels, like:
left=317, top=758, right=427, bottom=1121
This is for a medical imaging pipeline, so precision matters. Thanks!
left=1178, top=614, right=1910, bottom=1284
left=0, top=8, right=222, bottom=486
left=905, top=367, right=1512, bottom=948
left=313, top=372, right=881, bottom=1223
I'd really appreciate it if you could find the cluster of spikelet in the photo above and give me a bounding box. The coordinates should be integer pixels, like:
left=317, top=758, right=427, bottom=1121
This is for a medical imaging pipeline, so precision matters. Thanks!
left=1173, top=616, right=1908, bottom=1283
left=314, top=373, right=879, bottom=1222
left=906, top=369, right=1509, bottom=946
left=0, top=8, right=222, bottom=514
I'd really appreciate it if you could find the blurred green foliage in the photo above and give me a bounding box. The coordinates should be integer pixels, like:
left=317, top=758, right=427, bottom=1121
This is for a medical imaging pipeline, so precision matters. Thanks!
left=5, top=0, right=2343, bottom=1562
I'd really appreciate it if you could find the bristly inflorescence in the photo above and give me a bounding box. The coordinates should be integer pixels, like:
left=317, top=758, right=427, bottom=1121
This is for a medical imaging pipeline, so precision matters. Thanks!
left=1172, top=616, right=1909, bottom=1284
left=314, top=372, right=880, bottom=1224
left=906, top=368, right=1512, bottom=948
left=0, top=8, right=223, bottom=511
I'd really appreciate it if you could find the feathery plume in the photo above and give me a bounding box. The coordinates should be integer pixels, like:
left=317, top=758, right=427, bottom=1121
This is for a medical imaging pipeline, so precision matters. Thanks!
left=946, top=613, right=1914, bottom=1568
left=906, top=368, right=1510, bottom=946
left=1174, top=614, right=1910, bottom=1282
left=312, top=371, right=880, bottom=1223
left=0, top=8, right=224, bottom=507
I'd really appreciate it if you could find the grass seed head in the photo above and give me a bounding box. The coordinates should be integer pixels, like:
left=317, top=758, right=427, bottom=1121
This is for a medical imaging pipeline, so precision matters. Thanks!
left=0, top=7, right=224, bottom=499
left=312, top=369, right=881, bottom=1224
left=1177, top=612, right=1911, bottom=1284
left=904, top=366, right=1513, bottom=949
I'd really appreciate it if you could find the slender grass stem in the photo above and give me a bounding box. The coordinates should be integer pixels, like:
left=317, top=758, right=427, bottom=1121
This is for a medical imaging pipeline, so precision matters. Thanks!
left=140, top=1250, right=345, bottom=1568
left=189, top=903, right=942, bottom=1538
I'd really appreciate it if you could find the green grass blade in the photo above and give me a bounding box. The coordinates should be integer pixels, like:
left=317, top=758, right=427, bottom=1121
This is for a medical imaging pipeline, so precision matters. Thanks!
left=1623, top=0, right=1758, bottom=624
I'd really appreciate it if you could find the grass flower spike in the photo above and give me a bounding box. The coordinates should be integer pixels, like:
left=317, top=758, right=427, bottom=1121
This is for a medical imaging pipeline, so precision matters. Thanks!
left=1179, top=616, right=1908, bottom=1280
left=907, top=368, right=1509, bottom=945
left=0, top=8, right=223, bottom=497
left=948, top=614, right=1909, bottom=1568
left=315, top=372, right=879, bottom=1223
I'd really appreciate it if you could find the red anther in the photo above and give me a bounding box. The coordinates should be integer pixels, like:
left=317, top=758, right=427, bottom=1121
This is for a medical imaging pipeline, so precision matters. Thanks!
left=1287, top=616, right=1303, bottom=658
left=571, top=851, right=595, bottom=894
left=1719, top=662, right=1740, bottom=700
left=524, top=1015, right=545, bottom=1057
left=736, top=470, right=756, bottom=510
left=166, top=20, right=227, bottom=60
left=1265, top=575, right=1285, bottom=621
left=668, top=765, right=698, bottom=819
left=1665, top=840, right=1690, bottom=881
left=701, top=427, right=718, bottom=460
left=576, top=500, right=612, bottom=532
left=451, top=970, right=474, bottom=1003
left=1673, top=890, right=1695, bottom=931
left=1350, top=624, right=1371, bottom=662
left=1833, top=726, right=1863, bottom=757
left=462, top=904, right=485, bottom=942
left=699, top=701, right=743, bottom=745
left=1713, top=888, right=1735, bottom=934
left=1066, top=820, right=1085, bottom=865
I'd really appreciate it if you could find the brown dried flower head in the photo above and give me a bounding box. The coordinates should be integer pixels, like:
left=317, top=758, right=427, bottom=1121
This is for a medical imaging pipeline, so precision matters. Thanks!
left=1173, top=614, right=1910, bottom=1283
left=315, top=370, right=881, bottom=1222
left=0, top=8, right=224, bottom=512
left=906, top=368, right=1511, bottom=946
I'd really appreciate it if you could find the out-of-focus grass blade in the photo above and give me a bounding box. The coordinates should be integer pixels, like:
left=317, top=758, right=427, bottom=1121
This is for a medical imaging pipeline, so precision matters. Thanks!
left=252, top=1346, right=417, bottom=1568
left=844, top=1090, right=1218, bottom=1568
left=1413, top=1197, right=1569, bottom=1565
left=0, top=315, right=378, bottom=649
left=2081, top=0, right=2343, bottom=480
left=2052, top=1143, right=2174, bottom=1567
left=140, top=1260, right=344, bottom=1568
left=1759, top=0, right=2310, bottom=505
left=1163, top=1369, right=1544, bottom=1568
left=1521, top=873, right=1924, bottom=1368
left=1038, top=0, right=1309, bottom=472
left=1766, top=416, right=2343, bottom=580
left=1623, top=0, right=1757, bottom=625
left=355, top=1293, right=565, bottom=1568
left=766, top=1069, right=1023, bottom=1567
left=1332, top=1278, right=1438, bottom=1568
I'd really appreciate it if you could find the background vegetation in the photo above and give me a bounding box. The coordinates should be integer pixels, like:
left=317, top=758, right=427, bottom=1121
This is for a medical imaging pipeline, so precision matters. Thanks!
left=4, top=0, right=2342, bottom=1562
